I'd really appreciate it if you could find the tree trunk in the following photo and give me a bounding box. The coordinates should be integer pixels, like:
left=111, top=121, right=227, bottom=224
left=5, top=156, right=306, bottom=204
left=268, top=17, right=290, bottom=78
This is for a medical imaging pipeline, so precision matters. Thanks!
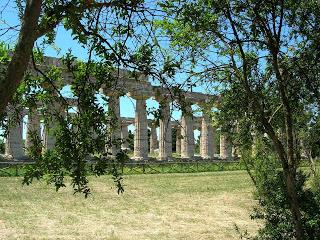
left=284, top=166, right=304, bottom=239
left=0, top=0, right=42, bottom=115
left=272, top=54, right=305, bottom=240
left=260, top=115, right=304, bottom=239
left=270, top=131, right=304, bottom=239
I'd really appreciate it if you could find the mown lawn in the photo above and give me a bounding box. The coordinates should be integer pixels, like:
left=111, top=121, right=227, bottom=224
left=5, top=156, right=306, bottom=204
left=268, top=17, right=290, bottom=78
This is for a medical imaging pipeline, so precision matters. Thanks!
left=0, top=171, right=260, bottom=240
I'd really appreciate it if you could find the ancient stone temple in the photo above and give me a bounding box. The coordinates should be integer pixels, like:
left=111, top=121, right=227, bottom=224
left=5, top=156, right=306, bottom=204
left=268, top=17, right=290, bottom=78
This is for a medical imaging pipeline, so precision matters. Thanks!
left=2, top=56, right=234, bottom=161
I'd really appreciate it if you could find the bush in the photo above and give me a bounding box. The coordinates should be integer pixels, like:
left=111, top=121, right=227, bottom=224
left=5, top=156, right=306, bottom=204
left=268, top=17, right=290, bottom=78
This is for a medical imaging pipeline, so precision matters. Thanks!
left=239, top=136, right=320, bottom=240
left=251, top=169, right=320, bottom=240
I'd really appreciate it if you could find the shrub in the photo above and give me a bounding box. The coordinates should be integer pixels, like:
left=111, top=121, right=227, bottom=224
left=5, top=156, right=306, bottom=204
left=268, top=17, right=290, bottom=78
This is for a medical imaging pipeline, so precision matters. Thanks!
left=251, top=169, right=320, bottom=240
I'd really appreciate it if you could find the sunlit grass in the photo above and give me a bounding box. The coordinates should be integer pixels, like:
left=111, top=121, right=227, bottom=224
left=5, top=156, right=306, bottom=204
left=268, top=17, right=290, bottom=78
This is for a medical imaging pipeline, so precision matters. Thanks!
left=0, top=171, right=260, bottom=240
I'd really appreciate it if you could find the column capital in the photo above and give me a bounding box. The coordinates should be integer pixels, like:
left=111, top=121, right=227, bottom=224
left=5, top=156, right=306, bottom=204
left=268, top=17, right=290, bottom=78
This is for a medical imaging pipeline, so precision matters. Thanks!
left=154, top=93, right=171, bottom=104
left=148, top=120, right=158, bottom=128
left=128, top=81, right=152, bottom=100
left=121, top=117, right=134, bottom=127
left=176, top=94, right=193, bottom=107
left=100, top=87, right=123, bottom=98
left=197, top=99, right=214, bottom=112
left=129, top=92, right=151, bottom=100
left=120, top=122, right=130, bottom=127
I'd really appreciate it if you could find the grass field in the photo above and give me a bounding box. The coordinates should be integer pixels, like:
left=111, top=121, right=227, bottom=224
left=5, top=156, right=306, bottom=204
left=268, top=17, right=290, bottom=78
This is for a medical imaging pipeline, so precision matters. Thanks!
left=0, top=171, right=260, bottom=240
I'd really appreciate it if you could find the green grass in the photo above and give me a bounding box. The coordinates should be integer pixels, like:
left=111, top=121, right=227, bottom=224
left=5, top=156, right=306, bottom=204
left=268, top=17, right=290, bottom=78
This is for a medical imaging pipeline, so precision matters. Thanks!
left=1, top=159, right=319, bottom=177
left=0, top=161, right=246, bottom=177
left=0, top=171, right=260, bottom=240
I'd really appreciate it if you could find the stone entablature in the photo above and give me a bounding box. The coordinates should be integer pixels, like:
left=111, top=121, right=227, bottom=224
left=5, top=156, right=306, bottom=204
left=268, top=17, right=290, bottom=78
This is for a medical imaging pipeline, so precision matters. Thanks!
left=2, top=56, right=234, bottom=161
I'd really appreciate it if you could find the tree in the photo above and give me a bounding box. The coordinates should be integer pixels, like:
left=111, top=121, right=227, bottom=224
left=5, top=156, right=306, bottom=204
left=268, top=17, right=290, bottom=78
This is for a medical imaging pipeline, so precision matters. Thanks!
left=0, top=0, right=42, bottom=115
left=0, top=0, right=150, bottom=116
left=159, top=0, right=320, bottom=239
left=0, top=0, right=162, bottom=196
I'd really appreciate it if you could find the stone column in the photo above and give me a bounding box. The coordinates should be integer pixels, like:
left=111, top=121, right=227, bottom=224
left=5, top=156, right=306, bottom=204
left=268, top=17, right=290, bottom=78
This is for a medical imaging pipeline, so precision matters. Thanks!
left=5, top=106, right=25, bottom=159
left=43, top=100, right=64, bottom=151
left=175, top=127, right=181, bottom=155
left=181, top=103, right=194, bottom=159
left=43, top=122, right=55, bottom=150
left=121, top=124, right=129, bottom=150
left=149, top=123, right=158, bottom=155
left=220, top=133, right=232, bottom=159
left=232, top=146, right=238, bottom=158
left=133, top=96, right=149, bottom=160
left=25, top=108, right=41, bottom=151
left=158, top=98, right=172, bottom=160
left=108, top=94, right=121, bottom=156
left=44, top=101, right=68, bottom=151
left=42, top=89, right=58, bottom=151
left=200, top=115, right=215, bottom=159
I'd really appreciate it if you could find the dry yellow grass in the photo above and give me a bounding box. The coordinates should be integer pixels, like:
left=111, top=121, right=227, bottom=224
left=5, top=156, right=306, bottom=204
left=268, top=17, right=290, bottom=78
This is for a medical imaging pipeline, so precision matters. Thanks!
left=0, top=171, right=260, bottom=239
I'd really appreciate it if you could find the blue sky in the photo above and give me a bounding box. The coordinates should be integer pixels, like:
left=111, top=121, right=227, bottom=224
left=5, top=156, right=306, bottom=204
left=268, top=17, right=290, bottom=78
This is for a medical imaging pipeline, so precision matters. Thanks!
left=0, top=1, right=207, bottom=140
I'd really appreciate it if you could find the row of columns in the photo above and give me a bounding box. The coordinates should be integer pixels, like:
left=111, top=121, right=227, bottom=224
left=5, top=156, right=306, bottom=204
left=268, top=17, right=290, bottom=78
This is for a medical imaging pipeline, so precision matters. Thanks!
left=4, top=107, right=56, bottom=159
left=4, top=96, right=234, bottom=161
left=106, top=93, right=233, bottom=161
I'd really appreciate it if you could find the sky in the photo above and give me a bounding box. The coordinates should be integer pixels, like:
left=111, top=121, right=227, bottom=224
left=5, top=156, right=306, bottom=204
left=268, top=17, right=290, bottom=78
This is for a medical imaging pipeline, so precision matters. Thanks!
left=0, top=1, right=208, bottom=140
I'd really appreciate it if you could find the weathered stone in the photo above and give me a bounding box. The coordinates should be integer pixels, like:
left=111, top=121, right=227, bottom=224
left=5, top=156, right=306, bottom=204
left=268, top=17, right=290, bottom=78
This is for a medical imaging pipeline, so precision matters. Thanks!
left=25, top=108, right=41, bottom=151
left=200, top=115, right=216, bottom=159
left=2, top=56, right=223, bottom=161
left=121, top=124, right=129, bottom=150
left=149, top=123, right=158, bottom=155
left=43, top=105, right=58, bottom=151
left=132, top=95, right=149, bottom=160
left=220, top=133, right=232, bottom=159
left=5, top=106, right=25, bottom=159
left=158, top=97, right=172, bottom=160
left=181, top=104, right=194, bottom=159
left=108, top=94, right=121, bottom=156
left=232, top=146, right=238, bottom=158
left=175, top=127, right=181, bottom=155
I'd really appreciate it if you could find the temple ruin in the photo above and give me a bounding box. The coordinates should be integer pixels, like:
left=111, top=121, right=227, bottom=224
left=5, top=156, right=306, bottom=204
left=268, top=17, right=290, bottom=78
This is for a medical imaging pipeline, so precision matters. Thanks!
left=2, top=57, right=234, bottom=161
